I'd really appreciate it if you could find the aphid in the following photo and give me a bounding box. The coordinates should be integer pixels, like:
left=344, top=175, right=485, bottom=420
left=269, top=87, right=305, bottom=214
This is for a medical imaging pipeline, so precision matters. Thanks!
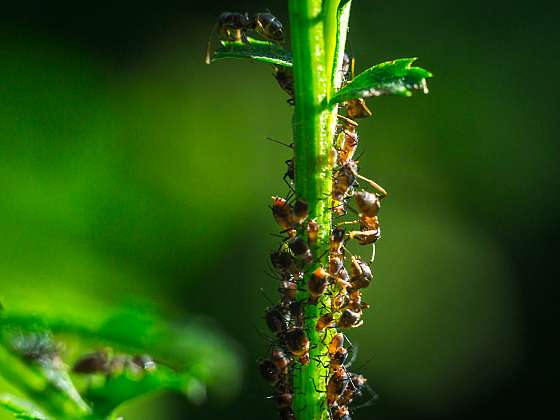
left=307, top=219, right=319, bottom=246
left=330, top=347, right=349, bottom=371
left=347, top=98, right=372, bottom=120
left=307, top=267, right=330, bottom=304
left=279, top=407, right=296, bottom=420
left=270, top=250, right=298, bottom=275
left=279, top=280, right=297, bottom=302
left=332, top=162, right=357, bottom=203
left=338, top=308, right=363, bottom=329
left=272, top=196, right=293, bottom=230
left=349, top=256, right=373, bottom=290
left=276, top=391, right=293, bottom=408
left=258, top=358, right=281, bottom=386
left=288, top=236, right=312, bottom=263
left=265, top=306, right=288, bottom=336
left=328, top=333, right=345, bottom=356
left=331, top=403, right=351, bottom=420
left=273, top=67, right=295, bottom=105
left=330, top=227, right=346, bottom=257
left=346, top=290, right=370, bottom=312
left=336, top=125, right=359, bottom=166
left=315, top=313, right=335, bottom=332
left=327, top=368, right=350, bottom=406
left=73, top=350, right=110, bottom=374
left=288, top=300, right=305, bottom=328
left=291, top=199, right=309, bottom=225
left=283, top=327, right=310, bottom=364
left=271, top=347, right=291, bottom=374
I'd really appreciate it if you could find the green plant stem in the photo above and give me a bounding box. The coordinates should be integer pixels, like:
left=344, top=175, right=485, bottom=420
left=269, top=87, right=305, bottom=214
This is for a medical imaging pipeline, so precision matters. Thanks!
left=289, top=0, right=350, bottom=418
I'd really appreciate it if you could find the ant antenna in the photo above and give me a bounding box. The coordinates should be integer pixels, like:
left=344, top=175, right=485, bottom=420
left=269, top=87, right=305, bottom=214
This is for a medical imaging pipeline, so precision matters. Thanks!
left=266, top=137, right=293, bottom=149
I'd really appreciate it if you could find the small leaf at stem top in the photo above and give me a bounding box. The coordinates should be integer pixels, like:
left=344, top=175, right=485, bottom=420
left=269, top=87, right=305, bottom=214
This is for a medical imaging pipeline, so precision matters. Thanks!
left=331, top=57, right=433, bottom=104
left=210, top=38, right=292, bottom=67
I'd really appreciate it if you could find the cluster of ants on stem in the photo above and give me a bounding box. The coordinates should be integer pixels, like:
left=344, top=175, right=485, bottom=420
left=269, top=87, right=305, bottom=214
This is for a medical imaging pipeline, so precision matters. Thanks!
left=207, top=10, right=384, bottom=420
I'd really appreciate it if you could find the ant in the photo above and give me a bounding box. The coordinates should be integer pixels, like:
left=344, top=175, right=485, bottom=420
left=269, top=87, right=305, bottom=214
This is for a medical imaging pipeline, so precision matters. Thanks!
left=205, top=11, right=284, bottom=64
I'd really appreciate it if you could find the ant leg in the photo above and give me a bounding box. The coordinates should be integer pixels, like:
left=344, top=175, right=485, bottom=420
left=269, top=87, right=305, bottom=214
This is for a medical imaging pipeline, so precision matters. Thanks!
left=351, top=383, right=379, bottom=411
left=337, top=114, right=359, bottom=127
left=204, top=22, right=219, bottom=64
left=352, top=170, right=388, bottom=198
left=369, top=242, right=376, bottom=265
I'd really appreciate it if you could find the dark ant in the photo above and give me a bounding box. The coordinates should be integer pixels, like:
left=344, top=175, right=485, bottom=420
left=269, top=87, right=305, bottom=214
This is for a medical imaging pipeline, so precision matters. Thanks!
left=273, top=66, right=295, bottom=105
left=73, top=350, right=155, bottom=375
left=73, top=350, right=110, bottom=374
left=205, top=11, right=284, bottom=64
left=266, top=137, right=295, bottom=188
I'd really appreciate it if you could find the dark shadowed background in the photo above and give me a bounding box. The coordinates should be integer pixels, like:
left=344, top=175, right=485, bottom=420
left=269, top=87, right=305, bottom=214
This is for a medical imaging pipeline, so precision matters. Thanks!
left=1, top=0, right=558, bottom=419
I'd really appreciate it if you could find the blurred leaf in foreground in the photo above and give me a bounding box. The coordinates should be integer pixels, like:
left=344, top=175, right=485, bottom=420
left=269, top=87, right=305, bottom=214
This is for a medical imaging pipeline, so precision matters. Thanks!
left=0, top=394, right=49, bottom=420
left=0, top=305, right=242, bottom=418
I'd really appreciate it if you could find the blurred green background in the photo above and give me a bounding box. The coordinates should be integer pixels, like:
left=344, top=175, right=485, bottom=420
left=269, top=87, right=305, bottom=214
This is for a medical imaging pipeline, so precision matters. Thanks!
left=1, top=0, right=557, bottom=419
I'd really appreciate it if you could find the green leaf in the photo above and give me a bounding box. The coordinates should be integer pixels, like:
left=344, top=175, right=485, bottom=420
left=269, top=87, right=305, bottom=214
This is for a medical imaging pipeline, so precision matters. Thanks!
left=0, top=394, right=49, bottom=420
left=210, top=38, right=292, bottom=67
left=2, top=330, right=91, bottom=417
left=331, top=58, right=433, bottom=104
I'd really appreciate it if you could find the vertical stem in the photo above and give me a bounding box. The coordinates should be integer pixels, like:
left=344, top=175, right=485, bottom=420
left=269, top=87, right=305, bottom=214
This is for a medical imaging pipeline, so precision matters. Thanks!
left=289, top=0, right=351, bottom=418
